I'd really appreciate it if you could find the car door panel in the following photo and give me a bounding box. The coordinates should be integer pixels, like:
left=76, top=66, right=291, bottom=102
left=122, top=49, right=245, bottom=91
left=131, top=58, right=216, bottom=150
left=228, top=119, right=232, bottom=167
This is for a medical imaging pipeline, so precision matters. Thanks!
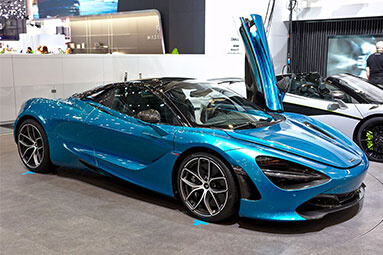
left=354, top=104, right=383, bottom=118
left=239, top=14, right=283, bottom=112
left=84, top=102, right=180, bottom=196
left=50, top=99, right=97, bottom=168
left=283, top=93, right=362, bottom=138
left=86, top=105, right=176, bottom=170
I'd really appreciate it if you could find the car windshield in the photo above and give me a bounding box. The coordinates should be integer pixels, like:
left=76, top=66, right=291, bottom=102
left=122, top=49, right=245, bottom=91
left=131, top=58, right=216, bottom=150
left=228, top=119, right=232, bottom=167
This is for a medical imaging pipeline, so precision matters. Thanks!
left=332, top=74, right=383, bottom=104
left=165, top=81, right=276, bottom=129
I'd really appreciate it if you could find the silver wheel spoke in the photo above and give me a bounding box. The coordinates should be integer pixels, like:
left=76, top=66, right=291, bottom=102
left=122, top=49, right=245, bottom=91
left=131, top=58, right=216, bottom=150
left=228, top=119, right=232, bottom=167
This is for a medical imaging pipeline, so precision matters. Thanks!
left=185, top=187, right=203, bottom=200
left=209, top=190, right=220, bottom=209
left=184, top=168, right=203, bottom=183
left=211, top=188, right=228, bottom=194
left=207, top=160, right=211, bottom=181
left=26, top=148, right=36, bottom=163
left=204, top=192, right=214, bottom=215
left=27, top=125, right=33, bottom=141
left=20, top=133, right=34, bottom=143
left=36, top=149, right=43, bottom=162
left=197, top=158, right=203, bottom=180
left=191, top=190, right=205, bottom=210
left=210, top=177, right=225, bottom=182
left=31, top=126, right=37, bottom=141
left=21, top=146, right=34, bottom=158
left=181, top=177, right=201, bottom=189
left=33, top=151, right=39, bottom=166
left=19, top=140, right=32, bottom=148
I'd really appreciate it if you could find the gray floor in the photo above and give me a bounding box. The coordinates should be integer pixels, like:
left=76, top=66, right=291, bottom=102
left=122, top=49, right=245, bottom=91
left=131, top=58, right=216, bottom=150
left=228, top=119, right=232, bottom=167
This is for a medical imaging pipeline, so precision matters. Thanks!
left=1, top=132, right=382, bottom=255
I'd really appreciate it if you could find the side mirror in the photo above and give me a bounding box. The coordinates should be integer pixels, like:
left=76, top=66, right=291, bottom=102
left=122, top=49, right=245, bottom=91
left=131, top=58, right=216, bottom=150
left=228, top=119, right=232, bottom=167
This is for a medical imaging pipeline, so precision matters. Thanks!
left=137, top=109, right=161, bottom=124
left=329, top=90, right=345, bottom=100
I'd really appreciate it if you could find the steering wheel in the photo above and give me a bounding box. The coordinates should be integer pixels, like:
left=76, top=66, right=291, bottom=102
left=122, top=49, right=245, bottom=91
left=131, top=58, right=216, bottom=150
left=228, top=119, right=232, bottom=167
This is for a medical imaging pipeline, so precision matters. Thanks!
left=201, top=98, right=236, bottom=123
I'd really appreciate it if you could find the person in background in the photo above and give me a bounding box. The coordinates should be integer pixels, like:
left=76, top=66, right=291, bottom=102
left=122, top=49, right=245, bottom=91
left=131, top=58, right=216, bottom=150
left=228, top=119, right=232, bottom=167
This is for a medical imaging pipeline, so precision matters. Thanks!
left=41, top=46, right=49, bottom=54
left=37, top=46, right=43, bottom=54
left=366, top=41, right=383, bottom=85
left=26, top=47, right=34, bottom=54
left=65, top=47, right=72, bottom=54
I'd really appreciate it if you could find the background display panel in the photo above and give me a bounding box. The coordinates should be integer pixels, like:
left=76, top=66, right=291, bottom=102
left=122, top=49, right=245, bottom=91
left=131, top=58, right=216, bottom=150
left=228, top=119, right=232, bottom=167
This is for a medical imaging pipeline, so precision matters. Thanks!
left=32, top=0, right=119, bottom=19
left=327, top=34, right=383, bottom=78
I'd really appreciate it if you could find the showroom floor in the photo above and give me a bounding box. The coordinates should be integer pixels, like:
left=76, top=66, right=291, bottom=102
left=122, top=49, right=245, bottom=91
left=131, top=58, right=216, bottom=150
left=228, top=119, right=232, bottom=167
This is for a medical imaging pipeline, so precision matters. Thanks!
left=1, top=130, right=382, bottom=255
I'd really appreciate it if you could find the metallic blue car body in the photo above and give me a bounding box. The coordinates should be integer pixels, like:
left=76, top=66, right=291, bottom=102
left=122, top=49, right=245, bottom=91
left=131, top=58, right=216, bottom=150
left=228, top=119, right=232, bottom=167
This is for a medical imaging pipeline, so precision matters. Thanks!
left=14, top=96, right=368, bottom=221
left=14, top=14, right=369, bottom=221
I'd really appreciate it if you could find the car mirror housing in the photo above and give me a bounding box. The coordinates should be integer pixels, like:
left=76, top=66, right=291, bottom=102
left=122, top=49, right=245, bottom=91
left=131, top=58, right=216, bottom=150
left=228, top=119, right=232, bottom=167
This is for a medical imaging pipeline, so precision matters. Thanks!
left=137, top=109, right=161, bottom=124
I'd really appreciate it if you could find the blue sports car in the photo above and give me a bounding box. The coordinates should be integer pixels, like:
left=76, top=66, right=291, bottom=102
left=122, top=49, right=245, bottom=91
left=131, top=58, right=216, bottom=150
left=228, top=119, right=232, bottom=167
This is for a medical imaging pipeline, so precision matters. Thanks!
left=14, top=15, right=368, bottom=222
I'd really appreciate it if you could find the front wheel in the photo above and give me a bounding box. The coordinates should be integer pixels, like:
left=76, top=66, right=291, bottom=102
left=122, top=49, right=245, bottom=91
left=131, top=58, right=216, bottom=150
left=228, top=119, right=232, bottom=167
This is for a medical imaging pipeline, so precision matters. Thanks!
left=17, top=119, right=52, bottom=172
left=177, top=152, right=238, bottom=222
left=356, top=117, right=383, bottom=162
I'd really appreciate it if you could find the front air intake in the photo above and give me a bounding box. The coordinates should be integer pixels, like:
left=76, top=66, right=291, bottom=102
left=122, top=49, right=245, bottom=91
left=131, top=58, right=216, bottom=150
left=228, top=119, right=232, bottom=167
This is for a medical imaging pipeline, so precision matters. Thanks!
left=256, top=156, right=330, bottom=190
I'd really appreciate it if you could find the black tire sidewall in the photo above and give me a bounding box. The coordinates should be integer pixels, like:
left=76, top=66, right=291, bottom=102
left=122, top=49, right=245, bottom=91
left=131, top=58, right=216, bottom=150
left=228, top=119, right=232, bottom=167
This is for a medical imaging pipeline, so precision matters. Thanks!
left=176, top=152, right=239, bottom=222
left=356, top=117, right=383, bottom=162
left=17, top=119, right=52, bottom=172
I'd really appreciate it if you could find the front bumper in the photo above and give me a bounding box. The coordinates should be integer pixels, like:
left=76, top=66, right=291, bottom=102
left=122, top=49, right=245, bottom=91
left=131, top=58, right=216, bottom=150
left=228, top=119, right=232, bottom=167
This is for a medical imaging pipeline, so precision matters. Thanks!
left=225, top=147, right=369, bottom=221
left=296, top=184, right=365, bottom=220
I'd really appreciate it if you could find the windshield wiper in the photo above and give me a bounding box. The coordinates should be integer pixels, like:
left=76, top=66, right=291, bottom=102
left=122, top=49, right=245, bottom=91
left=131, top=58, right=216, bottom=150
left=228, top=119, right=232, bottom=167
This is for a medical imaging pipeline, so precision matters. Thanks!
left=232, top=121, right=258, bottom=130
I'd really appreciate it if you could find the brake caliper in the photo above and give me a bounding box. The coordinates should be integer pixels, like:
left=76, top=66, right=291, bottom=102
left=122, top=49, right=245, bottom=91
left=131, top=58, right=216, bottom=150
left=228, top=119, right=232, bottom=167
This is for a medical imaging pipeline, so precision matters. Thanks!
left=366, top=130, right=374, bottom=151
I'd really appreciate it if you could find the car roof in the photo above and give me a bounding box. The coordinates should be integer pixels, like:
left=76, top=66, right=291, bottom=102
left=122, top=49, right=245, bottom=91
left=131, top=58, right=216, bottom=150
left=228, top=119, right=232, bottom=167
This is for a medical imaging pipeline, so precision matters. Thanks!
left=72, top=77, right=194, bottom=98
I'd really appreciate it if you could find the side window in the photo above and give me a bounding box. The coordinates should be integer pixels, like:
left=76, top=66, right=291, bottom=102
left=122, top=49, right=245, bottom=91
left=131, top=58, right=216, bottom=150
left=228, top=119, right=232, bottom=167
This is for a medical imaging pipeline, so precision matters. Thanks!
left=110, top=85, right=180, bottom=125
left=92, top=88, right=117, bottom=108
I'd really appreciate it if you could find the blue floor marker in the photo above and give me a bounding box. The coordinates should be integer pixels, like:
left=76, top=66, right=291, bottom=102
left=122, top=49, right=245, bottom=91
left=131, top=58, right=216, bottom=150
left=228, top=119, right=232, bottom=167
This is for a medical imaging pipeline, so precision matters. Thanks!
left=22, top=171, right=35, bottom=175
left=193, top=219, right=209, bottom=226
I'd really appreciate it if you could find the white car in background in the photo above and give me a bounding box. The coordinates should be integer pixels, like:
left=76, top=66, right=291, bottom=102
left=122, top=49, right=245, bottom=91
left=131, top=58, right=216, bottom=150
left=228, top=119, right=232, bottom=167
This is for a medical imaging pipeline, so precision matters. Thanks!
left=211, top=73, right=383, bottom=162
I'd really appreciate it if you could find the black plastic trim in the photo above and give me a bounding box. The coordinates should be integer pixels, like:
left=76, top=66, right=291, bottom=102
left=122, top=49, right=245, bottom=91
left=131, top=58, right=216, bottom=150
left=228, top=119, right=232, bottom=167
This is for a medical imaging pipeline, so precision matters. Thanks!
left=233, top=166, right=261, bottom=200
left=296, top=184, right=365, bottom=220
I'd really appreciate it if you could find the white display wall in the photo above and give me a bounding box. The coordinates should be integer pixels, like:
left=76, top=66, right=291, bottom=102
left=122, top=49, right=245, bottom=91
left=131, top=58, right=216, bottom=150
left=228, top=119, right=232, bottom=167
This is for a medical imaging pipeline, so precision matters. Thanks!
left=296, top=0, right=383, bottom=20
left=205, top=0, right=290, bottom=75
left=0, top=54, right=244, bottom=123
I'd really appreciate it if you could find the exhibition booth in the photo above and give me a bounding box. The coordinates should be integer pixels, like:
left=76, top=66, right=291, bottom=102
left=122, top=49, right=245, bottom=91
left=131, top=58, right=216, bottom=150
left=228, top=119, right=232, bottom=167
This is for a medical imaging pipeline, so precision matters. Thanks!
left=0, top=1, right=383, bottom=254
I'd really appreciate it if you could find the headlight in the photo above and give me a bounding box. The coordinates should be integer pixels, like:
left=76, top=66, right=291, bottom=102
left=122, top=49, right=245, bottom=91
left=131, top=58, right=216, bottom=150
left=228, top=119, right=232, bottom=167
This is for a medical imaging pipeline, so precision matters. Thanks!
left=256, top=156, right=330, bottom=190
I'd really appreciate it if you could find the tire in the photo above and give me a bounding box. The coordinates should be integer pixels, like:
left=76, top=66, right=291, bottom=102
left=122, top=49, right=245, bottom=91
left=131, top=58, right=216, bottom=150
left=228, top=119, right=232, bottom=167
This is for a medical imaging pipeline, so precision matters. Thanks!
left=17, top=119, right=52, bottom=173
left=356, top=117, right=383, bottom=162
left=176, top=152, right=239, bottom=222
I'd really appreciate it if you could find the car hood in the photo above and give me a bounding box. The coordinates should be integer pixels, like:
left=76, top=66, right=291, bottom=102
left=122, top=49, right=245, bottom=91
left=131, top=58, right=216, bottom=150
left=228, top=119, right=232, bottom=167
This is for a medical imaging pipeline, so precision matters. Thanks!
left=225, top=116, right=362, bottom=169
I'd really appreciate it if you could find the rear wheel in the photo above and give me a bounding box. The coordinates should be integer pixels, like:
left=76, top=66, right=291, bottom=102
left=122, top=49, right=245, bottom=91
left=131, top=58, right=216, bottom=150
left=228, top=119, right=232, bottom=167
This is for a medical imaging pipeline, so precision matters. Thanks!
left=17, top=119, right=52, bottom=172
left=177, top=152, right=238, bottom=222
left=356, top=117, right=383, bottom=162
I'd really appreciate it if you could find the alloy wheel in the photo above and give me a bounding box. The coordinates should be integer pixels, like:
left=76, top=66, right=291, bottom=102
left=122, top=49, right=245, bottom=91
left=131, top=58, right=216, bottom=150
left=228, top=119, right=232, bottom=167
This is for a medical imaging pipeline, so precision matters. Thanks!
left=360, top=124, right=383, bottom=161
left=18, top=123, right=45, bottom=168
left=179, top=157, right=229, bottom=217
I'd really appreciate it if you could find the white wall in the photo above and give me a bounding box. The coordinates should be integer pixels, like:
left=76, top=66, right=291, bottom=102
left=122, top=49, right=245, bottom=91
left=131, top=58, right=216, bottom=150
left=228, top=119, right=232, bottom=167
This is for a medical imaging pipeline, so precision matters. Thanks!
left=205, top=0, right=290, bottom=74
left=2, top=0, right=381, bottom=123
left=0, top=54, right=244, bottom=123
left=296, top=0, right=383, bottom=20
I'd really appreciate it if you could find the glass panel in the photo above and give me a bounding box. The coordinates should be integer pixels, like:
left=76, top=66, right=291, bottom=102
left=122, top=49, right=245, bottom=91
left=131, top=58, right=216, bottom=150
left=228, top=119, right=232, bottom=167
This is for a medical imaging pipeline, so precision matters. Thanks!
left=111, top=85, right=179, bottom=125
